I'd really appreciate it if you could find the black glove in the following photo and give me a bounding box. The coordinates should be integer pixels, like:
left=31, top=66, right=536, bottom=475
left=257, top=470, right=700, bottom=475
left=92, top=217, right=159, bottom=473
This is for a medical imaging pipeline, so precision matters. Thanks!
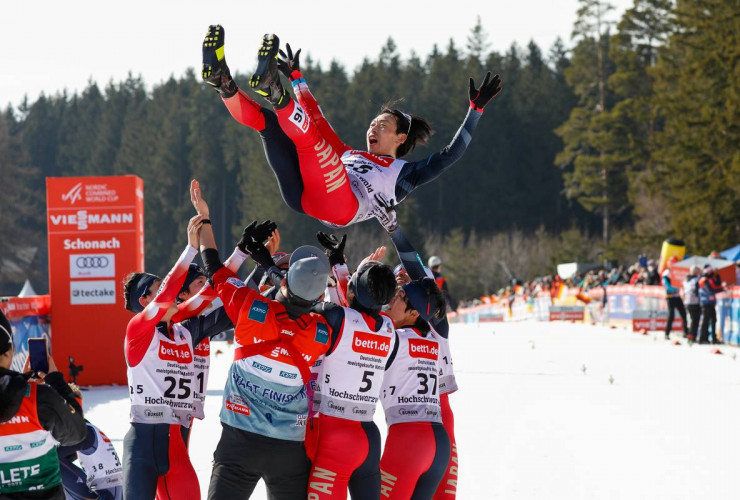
left=317, top=232, right=347, bottom=266
left=373, top=194, right=399, bottom=233
left=469, top=71, right=502, bottom=111
left=202, top=25, right=237, bottom=98
left=278, top=43, right=302, bottom=80
left=247, top=242, right=275, bottom=271
left=237, top=220, right=277, bottom=252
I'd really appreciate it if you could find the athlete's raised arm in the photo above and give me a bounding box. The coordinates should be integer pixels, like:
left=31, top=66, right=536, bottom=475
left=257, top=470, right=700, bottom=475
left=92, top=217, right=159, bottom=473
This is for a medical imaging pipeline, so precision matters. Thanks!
left=124, top=215, right=204, bottom=365
left=173, top=184, right=249, bottom=321
left=395, top=72, right=502, bottom=201
left=377, top=202, right=450, bottom=337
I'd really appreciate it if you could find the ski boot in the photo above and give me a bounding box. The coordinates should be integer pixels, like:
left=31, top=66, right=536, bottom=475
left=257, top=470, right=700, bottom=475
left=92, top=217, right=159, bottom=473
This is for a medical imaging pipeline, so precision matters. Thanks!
left=249, top=34, right=289, bottom=108
left=202, top=24, right=237, bottom=98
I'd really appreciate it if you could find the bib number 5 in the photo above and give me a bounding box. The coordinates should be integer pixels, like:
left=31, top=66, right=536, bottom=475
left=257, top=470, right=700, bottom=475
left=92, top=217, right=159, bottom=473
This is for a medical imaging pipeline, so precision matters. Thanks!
left=359, top=370, right=374, bottom=393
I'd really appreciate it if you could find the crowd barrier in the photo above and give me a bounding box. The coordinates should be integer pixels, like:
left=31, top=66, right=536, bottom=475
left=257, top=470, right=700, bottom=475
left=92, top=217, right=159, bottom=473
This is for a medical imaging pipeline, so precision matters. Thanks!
left=448, top=285, right=740, bottom=346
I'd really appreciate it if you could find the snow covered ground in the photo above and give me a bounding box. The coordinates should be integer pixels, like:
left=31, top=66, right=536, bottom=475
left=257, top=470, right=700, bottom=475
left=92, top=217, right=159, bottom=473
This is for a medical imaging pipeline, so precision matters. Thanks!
left=82, top=321, right=740, bottom=499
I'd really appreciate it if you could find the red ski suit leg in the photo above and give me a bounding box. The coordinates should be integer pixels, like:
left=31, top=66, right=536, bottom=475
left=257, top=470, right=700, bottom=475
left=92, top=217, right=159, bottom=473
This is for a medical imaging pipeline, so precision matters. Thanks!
left=222, top=88, right=266, bottom=130
left=307, top=415, right=380, bottom=500
left=155, top=424, right=200, bottom=500
left=274, top=98, right=358, bottom=225
left=433, top=393, right=458, bottom=499
left=380, top=422, right=445, bottom=499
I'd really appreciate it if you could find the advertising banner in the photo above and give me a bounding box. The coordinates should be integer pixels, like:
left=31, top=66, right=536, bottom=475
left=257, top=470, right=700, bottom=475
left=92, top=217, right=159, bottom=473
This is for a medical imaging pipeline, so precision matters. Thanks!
left=632, top=309, right=684, bottom=332
left=549, top=306, right=585, bottom=321
left=47, top=176, right=144, bottom=385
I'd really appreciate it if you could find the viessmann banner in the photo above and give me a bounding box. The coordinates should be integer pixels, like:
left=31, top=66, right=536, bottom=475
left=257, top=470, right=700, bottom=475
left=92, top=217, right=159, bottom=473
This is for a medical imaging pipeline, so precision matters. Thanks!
left=47, top=176, right=144, bottom=385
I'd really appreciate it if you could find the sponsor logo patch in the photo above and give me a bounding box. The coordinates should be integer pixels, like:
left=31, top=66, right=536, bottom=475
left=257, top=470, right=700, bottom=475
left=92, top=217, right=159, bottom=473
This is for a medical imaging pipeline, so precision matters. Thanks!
left=226, top=277, right=246, bottom=288
left=225, top=399, right=251, bottom=416
left=408, top=338, right=439, bottom=360
left=288, top=103, right=310, bottom=133
left=315, top=323, right=329, bottom=344
left=194, top=339, right=210, bottom=357
left=252, top=360, right=273, bottom=373
left=158, top=340, right=193, bottom=363
left=279, top=370, right=298, bottom=379
left=248, top=300, right=269, bottom=323
left=352, top=331, right=392, bottom=357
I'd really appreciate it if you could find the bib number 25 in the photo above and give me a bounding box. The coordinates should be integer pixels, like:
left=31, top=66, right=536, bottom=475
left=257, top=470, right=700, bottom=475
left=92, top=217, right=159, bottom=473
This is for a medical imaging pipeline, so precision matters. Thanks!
left=163, top=376, right=191, bottom=399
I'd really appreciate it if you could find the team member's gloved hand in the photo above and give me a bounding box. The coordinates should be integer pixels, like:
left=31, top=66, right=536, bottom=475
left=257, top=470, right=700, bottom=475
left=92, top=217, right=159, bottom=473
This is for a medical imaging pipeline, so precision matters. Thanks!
left=238, top=223, right=275, bottom=270
left=374, top=194, right=399, bottom=233
left=278, top=43, right=302, bottom=80
left=202, top=24, right=237, bottom=98
left=317, top=232, right=347, bottom=266
left=237, top=220, right=275, bottom=253
left=469, top=71, right=502, bottom=111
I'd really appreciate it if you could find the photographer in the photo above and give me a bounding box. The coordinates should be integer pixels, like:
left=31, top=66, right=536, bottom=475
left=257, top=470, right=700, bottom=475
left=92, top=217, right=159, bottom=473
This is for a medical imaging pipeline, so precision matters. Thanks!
left=0, top=310, right=86, bottom=500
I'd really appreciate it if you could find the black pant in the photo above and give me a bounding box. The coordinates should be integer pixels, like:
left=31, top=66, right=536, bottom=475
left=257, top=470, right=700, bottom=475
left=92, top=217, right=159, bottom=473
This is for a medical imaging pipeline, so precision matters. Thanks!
left=687, top=304, right=701, bottom=339
left=700, top=304, right=717, bottom=343
left=665, top=297, right=688, bottom=336
left=208, top=423, right=310, bottom=500
left=122, top=423, right=172, bottom=500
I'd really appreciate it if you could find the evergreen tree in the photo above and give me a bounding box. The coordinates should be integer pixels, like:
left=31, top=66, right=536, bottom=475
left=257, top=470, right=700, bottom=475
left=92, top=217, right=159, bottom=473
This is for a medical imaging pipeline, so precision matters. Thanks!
left=556, top=0, right=620, bottom=245
left=650, top=0, right=740, bottom=252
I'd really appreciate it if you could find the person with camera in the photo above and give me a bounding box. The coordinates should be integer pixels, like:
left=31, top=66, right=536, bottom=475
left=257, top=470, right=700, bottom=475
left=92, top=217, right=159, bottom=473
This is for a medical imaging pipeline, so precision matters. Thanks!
left=0, top=310, right=86, bottom=500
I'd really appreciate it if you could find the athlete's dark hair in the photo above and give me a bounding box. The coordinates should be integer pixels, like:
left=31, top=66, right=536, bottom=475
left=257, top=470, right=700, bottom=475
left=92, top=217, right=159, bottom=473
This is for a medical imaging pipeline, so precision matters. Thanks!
left=380, top=102, right=432, bottom=158
left=122, top=272, right=145, bottom=312
left=366, top=264, right=398, bottom=306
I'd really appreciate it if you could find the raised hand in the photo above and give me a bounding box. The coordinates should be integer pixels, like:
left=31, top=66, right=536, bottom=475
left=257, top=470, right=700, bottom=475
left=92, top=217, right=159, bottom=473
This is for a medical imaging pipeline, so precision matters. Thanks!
left=278, top=43, right=302, bottom=80
left=190, top=180, right=210, bottom=218
left=187, top=215, right=205, bottom=250
left=469, top=71, right=502, bottom=111
left=317, top=232, right=347, bottom=266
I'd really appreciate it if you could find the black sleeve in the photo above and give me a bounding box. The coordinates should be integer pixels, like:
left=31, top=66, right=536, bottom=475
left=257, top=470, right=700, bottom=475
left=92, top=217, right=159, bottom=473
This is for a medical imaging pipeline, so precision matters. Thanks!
left=202, top=248, right=224, bottom=279
left=185, top=306, right=234, bottom=347
left=43, top=372, right=82, bottom=413
left=36, top=384, right=86, bottom=447
left=388, top=228, right=427, bottom=281
left=395, top=108, right=482, bottom=201
left=312, top=302, right=346, bottom=352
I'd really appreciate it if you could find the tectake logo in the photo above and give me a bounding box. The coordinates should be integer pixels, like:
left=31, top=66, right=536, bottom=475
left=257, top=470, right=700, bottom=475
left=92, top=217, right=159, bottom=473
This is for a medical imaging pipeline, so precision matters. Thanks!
left=408, top=338, right=439, bottom=360
left=158, top=340, right=193, bottom=363
left=352, top=331, right=391, bottom=357
left=62, top=182, right=83, bottom=205
left=70, top=280, right=116, bottom=305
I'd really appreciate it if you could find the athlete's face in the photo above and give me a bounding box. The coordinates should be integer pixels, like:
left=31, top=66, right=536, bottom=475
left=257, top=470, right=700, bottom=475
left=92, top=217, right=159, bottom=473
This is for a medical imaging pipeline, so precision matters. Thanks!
left=394, top=269, right=411, bottom=286
left=367, top=113, right=407, bottom=157
left=179, top=276, right=208, bottom=302
left=386, top=287, right=419, bottom=326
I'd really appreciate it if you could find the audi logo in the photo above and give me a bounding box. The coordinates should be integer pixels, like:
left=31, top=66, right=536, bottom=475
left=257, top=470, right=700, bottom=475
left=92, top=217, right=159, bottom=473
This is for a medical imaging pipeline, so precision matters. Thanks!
left=75, top=256, right=110, bottom=268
